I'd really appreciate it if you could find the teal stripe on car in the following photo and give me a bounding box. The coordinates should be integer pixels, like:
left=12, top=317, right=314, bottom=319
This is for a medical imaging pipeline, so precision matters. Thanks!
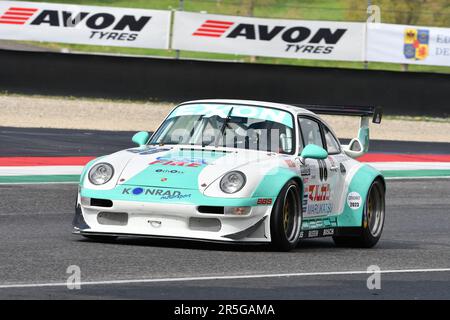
left=122, top=149, right=227, bottom=188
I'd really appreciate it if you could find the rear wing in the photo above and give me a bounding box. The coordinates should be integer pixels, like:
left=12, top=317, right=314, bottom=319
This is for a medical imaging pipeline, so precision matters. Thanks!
left=294, top=104, right=383, bottom=158
left=295, top=104, right=382, bottom=124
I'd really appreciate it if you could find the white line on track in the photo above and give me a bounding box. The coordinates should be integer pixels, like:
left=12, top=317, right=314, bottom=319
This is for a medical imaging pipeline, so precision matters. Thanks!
left=1, top=268, right=450, bottom=289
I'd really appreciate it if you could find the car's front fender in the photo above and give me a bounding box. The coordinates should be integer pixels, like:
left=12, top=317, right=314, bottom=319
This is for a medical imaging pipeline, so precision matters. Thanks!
left=252, top=167, right=302, bottom=199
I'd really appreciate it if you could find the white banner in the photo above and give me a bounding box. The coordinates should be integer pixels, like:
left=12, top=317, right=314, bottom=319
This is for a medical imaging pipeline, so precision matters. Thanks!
left=367, top=23, right=450, bottom=66
left=173, top=12, right=365, bottom=61
left=0, top=1, right=171, bottom=49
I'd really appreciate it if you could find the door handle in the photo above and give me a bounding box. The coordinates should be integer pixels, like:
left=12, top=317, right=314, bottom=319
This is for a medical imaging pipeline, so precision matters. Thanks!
left=330, top=166, right=338, bottom=171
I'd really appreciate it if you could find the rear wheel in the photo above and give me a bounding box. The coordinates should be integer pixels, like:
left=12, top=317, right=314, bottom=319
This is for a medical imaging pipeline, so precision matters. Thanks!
left=270, top=180, right=302, bottom=251
left=333, top=179, right=385, bottom=248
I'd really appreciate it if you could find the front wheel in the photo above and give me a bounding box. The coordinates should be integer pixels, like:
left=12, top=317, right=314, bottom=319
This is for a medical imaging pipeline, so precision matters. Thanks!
left=333, top=179, right=385, bottom=248
left=270, top=180, right=302, bottom=251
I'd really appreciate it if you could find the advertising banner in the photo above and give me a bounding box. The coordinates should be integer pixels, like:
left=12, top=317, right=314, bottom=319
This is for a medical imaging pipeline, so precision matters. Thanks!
left=173, top=11, right=366, bottom=61
left=0, top=1, right=171, bottom=49
left=367, top=23, right=450, bottom=66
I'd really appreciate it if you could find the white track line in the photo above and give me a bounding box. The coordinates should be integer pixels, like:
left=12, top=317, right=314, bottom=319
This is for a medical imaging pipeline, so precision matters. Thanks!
left=1, top=268, right=450, bottom=289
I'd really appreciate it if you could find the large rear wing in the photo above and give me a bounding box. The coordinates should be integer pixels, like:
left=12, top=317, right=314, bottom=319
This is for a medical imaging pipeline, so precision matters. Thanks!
left=295, top=104, right=382, bottom=124
left=294, top=104, right=383, bottom=158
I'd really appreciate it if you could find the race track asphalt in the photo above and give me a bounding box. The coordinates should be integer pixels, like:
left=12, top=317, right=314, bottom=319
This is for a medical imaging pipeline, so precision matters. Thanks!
left=0, top=179, right=449, bottom=299
left=1, top=126, right=450, bottom=157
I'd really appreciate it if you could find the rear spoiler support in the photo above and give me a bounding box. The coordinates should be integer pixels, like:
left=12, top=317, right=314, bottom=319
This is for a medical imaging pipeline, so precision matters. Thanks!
left=295, top=104, right=383, bottom=158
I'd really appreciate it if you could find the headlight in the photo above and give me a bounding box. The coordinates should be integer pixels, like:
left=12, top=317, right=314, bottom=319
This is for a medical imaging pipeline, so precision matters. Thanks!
left=220, top=171, right=246, bottom=194
left=88, top=163, right=114, bottom=185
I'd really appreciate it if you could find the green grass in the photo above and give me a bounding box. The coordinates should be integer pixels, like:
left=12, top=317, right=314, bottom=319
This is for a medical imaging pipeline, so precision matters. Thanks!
left=20, top=0, right=450, bottom=74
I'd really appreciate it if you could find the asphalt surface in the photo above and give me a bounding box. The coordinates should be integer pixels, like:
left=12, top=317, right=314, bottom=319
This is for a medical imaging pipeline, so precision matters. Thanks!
left=1, top=126, right=450, bottom=156
left=0, top=179, right=449, bottom=299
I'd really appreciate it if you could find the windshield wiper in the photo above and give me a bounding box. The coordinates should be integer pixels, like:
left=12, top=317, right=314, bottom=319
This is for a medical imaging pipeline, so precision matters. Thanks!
left=215, top=107, right=233, bottom=148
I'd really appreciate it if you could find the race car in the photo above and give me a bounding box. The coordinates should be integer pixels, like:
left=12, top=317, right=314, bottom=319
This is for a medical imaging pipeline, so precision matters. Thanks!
left=73, top=99, right=385, bottom=251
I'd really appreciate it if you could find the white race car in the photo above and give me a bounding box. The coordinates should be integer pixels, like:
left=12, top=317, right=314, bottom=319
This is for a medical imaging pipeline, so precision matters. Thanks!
left=73, top=100, right=385, bottom=251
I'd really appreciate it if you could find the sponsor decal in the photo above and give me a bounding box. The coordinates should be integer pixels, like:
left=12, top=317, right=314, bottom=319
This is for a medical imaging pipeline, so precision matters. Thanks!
left=347, top=191, right=362, bottom=210
left=0, top=1, right=170, bottom=49
left=173, top=12, right=365, bottom=61
left=160, top=193, right=191, bottom=200
left=123, top=187, right=180, bottom=197
left=193, top=19, right=347, bottom=55
left=404, top=28, right=429, bottom=60
left=299, top=228, right=335, bottom=238
left=169, top=104, right=294, bottom=128
left=149, top=158, right=205, bottom=167
left=122, top=187, right=192, bottom=200
left=193, top=19, right=234, bottom=37
left=308, top=184, right=330, bottom=201
left=300, top=165, right=311, bottom=177
left=256, top=198, right=273, bottom=205
left=303, top=183, right=333, bottom=215
left=0, top=6, right=37, bottom=25
left=306, top=203, right=333, bottom=215
left=308, top=230, right=319, bottom=237
left=155, top=169, right=184, bottom=174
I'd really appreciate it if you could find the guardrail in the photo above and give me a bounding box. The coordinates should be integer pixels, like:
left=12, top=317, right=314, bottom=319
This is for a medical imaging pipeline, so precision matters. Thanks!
left=0, top=49, right=449, bottom=117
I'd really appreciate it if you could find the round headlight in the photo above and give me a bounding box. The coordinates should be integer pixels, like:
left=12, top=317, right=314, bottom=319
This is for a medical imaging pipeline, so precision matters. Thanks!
left=220, top=171, right=246, bottom=194
left=88, top=163, right=114, bottom=185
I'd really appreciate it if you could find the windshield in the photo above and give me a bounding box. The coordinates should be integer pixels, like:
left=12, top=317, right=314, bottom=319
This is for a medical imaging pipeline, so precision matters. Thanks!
left=149, top=104, right=295, bottom=154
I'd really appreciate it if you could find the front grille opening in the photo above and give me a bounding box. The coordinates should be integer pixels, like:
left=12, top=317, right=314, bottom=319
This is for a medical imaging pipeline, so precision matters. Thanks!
left=90, top=198, right=113, bottom=207
left=197, top=206, right=224, bottom=214
left=97, top=212, right=128, bottom=226
left=189, top=217, right=221, bottom=232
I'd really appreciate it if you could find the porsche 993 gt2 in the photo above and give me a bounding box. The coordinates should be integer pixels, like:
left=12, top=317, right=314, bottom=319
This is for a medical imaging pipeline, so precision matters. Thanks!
left=73, top=100, right=385, bottom=251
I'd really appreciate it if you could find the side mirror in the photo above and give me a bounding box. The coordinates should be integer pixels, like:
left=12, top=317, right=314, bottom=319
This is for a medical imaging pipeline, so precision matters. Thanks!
left=300, top=144, right=328, bottom=160
left=132, top=131, right=150, bottom=146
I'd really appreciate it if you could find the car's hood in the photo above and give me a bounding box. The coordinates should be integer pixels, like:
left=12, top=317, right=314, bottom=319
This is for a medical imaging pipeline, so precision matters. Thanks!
left=103, top=145, right=282, bottom=192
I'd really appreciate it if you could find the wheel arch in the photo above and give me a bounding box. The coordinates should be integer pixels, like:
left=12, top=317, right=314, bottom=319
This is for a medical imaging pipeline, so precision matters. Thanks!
left=337, top=164, right=385, bottom=228
left=251, top=167, right=303, bottom=200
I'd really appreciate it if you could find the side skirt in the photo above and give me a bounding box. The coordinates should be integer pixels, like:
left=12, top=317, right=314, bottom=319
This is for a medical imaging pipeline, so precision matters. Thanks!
left=299, top=227, right=362, bottom=239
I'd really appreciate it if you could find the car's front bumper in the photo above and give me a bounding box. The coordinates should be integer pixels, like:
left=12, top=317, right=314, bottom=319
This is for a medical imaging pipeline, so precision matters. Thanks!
left=73, top=196, right=273, bottom=243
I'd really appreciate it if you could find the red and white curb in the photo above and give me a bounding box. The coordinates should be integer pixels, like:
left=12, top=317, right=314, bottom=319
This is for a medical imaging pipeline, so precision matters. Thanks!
left=0, top=154, right=449, bottom=184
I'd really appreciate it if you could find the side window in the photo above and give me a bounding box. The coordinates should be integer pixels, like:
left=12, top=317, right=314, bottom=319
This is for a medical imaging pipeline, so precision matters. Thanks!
left=299, top=117, right=324, bottom=148
left=323, top=125, right=341, bottom=154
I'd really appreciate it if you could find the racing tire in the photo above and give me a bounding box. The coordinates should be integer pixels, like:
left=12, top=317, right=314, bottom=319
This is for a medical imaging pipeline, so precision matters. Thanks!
left=333, top=179, right=385, bottom=248
left=270, top=180, right=303, bottom=252
left=82, top=235, right=118, bottom=242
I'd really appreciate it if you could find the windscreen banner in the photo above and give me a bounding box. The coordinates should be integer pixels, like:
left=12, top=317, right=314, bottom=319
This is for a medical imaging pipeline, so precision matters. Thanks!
left=0, top=1, right=171, bottom=49
left=367, top=23, right=450, bottom=67
left=172, top=11, right=366, bottom=61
